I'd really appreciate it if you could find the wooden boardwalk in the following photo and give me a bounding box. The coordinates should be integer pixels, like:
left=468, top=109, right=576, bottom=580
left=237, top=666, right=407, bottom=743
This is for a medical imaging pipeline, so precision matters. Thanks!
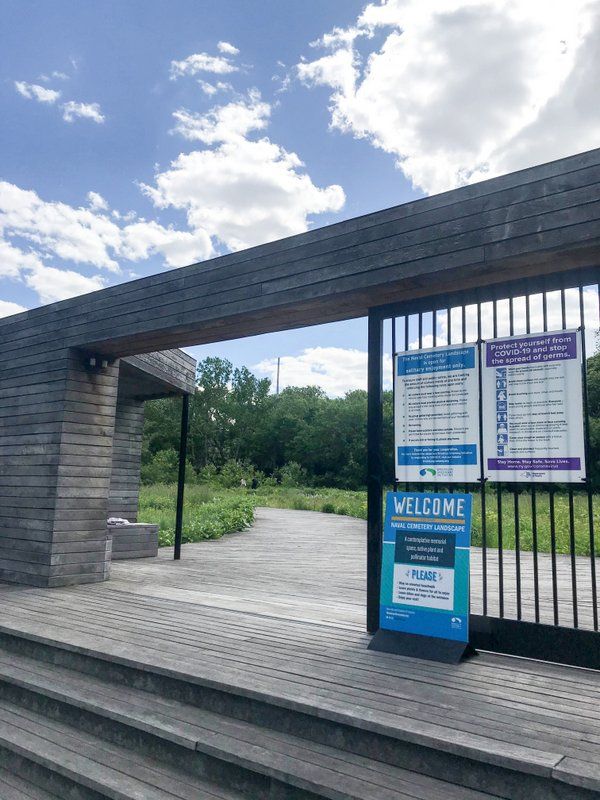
left=0, top=507, right=600, bottom=796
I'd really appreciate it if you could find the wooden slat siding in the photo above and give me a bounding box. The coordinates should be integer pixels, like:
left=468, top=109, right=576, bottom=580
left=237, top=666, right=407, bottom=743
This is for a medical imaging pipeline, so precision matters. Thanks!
left=107, top=395, right=144, bottom=522
left=3, top=146, right=600, bottom=344
left=122, top=350, right=196, bottom=395
left=48, top=352, right=119, bottom=587
left=111, top=523, right=159, bottom=560
left=0, top=343, right=68, bottom=586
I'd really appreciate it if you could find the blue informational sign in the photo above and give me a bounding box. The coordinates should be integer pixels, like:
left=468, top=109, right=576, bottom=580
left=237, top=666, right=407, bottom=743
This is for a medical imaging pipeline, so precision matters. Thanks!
left=380, top=491, right=472, bottom=643
left=394, top=344, right=480, bottom=483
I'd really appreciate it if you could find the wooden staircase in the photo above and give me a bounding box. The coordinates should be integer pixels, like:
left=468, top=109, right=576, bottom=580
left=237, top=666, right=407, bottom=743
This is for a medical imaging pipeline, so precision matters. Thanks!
left=0, top=628, right=596, bottom=800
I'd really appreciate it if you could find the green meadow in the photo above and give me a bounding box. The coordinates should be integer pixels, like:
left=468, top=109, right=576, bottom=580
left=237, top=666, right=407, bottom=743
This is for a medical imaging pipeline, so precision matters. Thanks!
left=139, top=483, right=599, bottom=556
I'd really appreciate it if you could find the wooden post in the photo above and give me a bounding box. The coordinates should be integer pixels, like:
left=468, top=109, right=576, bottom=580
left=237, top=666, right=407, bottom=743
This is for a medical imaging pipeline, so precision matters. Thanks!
left=367, top=310, right=384, bottom=633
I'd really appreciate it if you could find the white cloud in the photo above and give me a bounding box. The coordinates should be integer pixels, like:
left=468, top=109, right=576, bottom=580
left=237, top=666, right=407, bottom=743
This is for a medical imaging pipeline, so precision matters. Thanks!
left=198, top=80, right=233, bottom=96
left=15, top=81, right=61, bottom=104
left=299, top=0, right=600, bottom=194
left=298, top=48, right=357, bottom=95
left=25, top=264, right=106, bottom=304
left=0, top=239, right=44, bottom=278
left=87, top=191, right=109, bottom=211
left=39, top=71, right=69, bottom=82
left=0, top=181, right=121, bottom=271
left=119, top=221, right=212, bottom=267
left=62, top=101, right=105, bottom=123
left=14, top=80, right=105, bottom=127
left=172, top=90, right=270, bottom=143
left=170, top=52, right=238, bottom=78
left=5, top=182, right=212, bottom=270
left=0, top=300, right=27, bottom=318
left=217, top=41, right=239, bottom=55
left=255, top=346, right=393, bottom=396
left=0, top=180, right=215, bottom=306
left=143, top=91, right=345, bottom=252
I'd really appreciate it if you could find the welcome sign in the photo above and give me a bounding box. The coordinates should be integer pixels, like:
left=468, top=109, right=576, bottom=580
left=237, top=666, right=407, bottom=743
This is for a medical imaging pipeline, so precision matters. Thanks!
left=369, top=490, right=473, bottom=663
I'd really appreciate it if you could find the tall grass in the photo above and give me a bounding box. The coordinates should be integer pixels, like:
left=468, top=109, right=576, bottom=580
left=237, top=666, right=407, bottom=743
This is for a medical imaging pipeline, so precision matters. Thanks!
left=139, top=483, right=598, bottom=556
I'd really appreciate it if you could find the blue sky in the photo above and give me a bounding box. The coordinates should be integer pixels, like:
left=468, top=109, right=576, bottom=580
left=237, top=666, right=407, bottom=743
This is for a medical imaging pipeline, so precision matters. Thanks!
left=1, top=1, right=599, bottom=394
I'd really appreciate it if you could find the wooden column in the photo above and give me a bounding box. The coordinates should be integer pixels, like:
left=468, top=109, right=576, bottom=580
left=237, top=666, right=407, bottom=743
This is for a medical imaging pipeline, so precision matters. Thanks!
left=0, top=347, right=119, bottom=587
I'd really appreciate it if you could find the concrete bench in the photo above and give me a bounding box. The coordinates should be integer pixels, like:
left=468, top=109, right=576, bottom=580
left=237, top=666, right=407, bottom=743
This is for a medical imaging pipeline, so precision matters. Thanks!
left=109, top=523, right=159, bottom=560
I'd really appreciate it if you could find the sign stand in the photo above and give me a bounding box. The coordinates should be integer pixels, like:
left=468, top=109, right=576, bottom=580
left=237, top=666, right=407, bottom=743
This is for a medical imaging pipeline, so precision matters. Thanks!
left=368, top=628, right=477, bottom=664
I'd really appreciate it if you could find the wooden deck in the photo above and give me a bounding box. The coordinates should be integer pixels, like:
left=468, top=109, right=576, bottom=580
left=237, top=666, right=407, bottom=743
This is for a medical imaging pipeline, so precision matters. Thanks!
left=0, top=507, right=600, bottom=796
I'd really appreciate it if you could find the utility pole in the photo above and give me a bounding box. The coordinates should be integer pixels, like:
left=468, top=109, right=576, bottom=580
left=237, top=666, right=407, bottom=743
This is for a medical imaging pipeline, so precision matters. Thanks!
left=276, top=357, right=281, bottom=395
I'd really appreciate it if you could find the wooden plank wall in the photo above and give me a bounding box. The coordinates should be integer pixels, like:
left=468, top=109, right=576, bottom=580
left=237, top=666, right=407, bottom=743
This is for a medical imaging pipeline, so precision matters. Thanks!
left=123, top=350, right=196, bottom=395
left=107, top=396, right=145, bottom=522
left=0, top=346, right=69, bottom=586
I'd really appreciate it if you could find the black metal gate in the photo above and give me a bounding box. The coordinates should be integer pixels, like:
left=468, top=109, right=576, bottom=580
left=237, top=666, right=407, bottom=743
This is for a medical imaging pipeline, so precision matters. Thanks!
left=367, top=266, right=600, bottom=668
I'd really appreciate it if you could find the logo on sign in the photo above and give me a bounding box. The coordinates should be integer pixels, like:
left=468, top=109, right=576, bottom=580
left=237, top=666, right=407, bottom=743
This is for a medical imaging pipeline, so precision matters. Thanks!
left=419, top=467, right=437, bottom=476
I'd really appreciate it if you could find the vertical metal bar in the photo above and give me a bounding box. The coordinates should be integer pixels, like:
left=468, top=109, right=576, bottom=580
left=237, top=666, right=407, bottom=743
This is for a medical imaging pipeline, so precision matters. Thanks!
left=514, top=491, right=522, bottom=620
left=526, top=292, right=540, bottom=623
left=433, top=309, right=438, bottom=348
left=477, top=300, right=488, bottom=616
left=492, top=299, right=504, bottom=618
left=392, top=318, right=399, bottom=492
left=568, top=489, right=579, bottom=628
left=508, top=296, right=522, bottom=620
left=549, top=486, right=559, bottom=625
left=543, top=290, right=559, bottom=625
left=580, top=285, right=598, bottom=630
left=403, top=315, right=410, bottom=492
left=560, top=287, right=579, bottom=628
left=367, top=309, right=384, bottom=633
left=531, top=491, right=540, bottom=622
left=174, top=392, right=190, bottom=561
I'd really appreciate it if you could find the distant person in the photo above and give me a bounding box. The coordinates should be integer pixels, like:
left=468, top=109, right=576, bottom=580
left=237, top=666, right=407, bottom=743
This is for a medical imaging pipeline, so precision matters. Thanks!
left=240, top=478, right=247, bottom=488
left=251, top=477, right=259, bottom=490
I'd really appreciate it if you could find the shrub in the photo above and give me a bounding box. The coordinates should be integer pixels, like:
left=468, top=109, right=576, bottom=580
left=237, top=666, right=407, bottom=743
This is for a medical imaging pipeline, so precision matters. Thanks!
left=278, top=461, right=308, bottom=487
left=154, top=495, right=255, bottom=547
left=321, top=502, right=336, bottom=514
left=141, top=450, right=197, bottom=485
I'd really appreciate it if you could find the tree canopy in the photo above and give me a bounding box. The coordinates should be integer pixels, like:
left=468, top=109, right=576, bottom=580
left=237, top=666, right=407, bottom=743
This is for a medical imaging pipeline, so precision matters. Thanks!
left=142, top=354, right=600, bottom=489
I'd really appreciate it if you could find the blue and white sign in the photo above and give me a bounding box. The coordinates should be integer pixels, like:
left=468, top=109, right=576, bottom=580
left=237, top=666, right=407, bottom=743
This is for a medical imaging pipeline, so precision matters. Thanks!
left=394, top=343, right=480, bottom=483
left=380, top=491, right=472, bottom=643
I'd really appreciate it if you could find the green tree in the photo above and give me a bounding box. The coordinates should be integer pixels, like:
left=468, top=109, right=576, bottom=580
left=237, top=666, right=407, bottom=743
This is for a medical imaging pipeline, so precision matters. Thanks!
left=587, top=351, right=600, bottom=489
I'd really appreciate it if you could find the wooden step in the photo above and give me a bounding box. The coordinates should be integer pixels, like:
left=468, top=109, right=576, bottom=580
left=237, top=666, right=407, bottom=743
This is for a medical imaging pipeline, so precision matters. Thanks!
left=0, top=628, right=596, bottom=800
left=0, top=698, right=245, bottom=800
left=0, top=648, right=505, bottom=800
left=0, top=767, right=63, bottom=800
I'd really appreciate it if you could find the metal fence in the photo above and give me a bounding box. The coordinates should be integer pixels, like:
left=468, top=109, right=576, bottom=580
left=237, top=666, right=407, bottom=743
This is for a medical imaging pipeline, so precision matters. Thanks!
left=367, top=266, right=600, bottom=668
